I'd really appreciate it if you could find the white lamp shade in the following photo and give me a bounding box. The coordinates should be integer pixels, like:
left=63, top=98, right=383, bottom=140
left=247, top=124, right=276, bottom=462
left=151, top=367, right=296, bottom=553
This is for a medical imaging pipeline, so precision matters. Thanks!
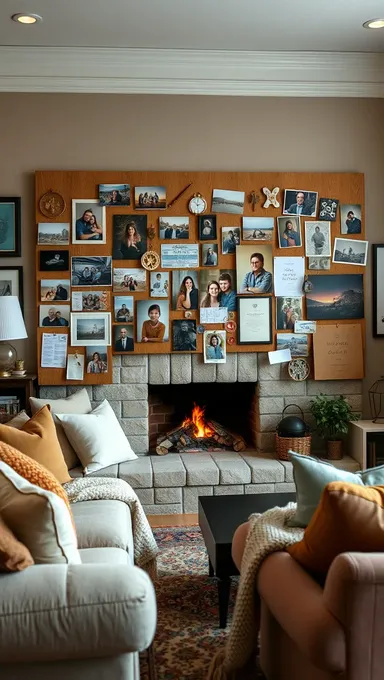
left=0, top=296, right=28, bottom=341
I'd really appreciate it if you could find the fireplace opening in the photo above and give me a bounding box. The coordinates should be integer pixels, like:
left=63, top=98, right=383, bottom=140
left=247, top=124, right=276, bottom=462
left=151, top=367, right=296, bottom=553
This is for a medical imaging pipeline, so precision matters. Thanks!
left=148, top=383, right=256, bottom=453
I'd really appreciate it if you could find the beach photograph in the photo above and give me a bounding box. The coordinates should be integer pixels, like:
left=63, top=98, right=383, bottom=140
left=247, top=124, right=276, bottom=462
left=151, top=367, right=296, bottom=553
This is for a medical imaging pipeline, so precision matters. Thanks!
left=212, top=188, right=245, bottom=215
left=242, top=217, right=274, bottom=241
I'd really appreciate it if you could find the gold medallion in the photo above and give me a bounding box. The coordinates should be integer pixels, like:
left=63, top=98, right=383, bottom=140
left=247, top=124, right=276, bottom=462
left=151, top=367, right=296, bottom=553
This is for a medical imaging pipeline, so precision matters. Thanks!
left=39, top=190, right=66, bottom=218
left=141, top=250, right=160, bottom=271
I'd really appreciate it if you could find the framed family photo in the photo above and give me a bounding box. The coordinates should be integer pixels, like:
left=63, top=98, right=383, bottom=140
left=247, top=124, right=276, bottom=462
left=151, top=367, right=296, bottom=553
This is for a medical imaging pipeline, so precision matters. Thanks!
left=0, top=266, right=23, bottom=310
left=373, top=245, right=384, bottom=337
left=72, top=199, right=106, bottom=244
left=70, top=312, right=111, bottom=347
left=238, top=296, right=272, bottom=345
left=0, top=197, right=21, bottom=257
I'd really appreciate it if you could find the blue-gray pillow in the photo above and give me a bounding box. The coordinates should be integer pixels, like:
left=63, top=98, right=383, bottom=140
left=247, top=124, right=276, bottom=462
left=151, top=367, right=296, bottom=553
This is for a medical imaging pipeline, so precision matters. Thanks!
left=288, top=450, right=384, bottom=527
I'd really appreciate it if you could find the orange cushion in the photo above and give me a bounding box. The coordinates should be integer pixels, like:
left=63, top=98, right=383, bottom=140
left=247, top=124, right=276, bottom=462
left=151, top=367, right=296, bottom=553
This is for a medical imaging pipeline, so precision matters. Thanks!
left=288, top=481, right=384, bottom=575
left=0, top=406, right=70, bottom=483
left=0, top=513, right=34, bottom=572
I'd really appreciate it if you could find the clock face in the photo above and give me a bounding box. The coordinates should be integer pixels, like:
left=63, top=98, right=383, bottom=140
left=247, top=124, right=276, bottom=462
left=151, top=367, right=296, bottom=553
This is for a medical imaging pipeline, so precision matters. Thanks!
left=188, top=195, right=207, bottom=215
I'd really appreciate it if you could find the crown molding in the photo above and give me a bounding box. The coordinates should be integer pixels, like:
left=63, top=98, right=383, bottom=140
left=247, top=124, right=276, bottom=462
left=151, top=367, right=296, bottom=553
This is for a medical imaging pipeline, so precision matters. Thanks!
left=0, top=47, right=383, bottom=96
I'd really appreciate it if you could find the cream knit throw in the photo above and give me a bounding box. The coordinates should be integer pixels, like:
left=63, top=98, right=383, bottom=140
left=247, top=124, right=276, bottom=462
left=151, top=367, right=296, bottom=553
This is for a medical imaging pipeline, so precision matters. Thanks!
left=207, top=503, right=304, bottom=680
left=63, top=476, right=158, bottom=579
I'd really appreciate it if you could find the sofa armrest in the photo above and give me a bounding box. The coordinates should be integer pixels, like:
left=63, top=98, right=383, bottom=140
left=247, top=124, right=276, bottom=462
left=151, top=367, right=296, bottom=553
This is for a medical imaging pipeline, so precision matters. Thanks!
left=0, top=563, right=156, bottom=663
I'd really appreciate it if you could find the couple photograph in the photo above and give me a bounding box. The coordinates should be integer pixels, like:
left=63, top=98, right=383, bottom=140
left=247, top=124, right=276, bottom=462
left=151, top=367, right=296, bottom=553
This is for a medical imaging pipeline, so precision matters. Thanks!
left=72, top=199, right=106, bottom=244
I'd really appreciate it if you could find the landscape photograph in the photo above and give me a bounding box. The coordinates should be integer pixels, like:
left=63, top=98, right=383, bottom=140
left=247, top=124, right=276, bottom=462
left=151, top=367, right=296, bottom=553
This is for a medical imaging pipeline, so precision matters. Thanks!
left=305, top=274, right=364, bottom=320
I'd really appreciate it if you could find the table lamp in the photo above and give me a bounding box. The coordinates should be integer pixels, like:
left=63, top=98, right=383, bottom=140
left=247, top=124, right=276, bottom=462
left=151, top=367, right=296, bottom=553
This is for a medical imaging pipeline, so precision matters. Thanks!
left=0, top=296, right=28, bottom=377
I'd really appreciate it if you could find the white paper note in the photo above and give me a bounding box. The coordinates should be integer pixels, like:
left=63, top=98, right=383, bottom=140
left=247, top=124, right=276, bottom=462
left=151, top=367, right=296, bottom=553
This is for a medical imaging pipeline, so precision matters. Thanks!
left=200, top=308, right=228, bottom=324
left=268, top=348, right=292, bottom=365
left=66, top=352, right=85, bottom=380
left=41, top=333, right=68, bottom=368
left=274, top=257, right=305, bottom=297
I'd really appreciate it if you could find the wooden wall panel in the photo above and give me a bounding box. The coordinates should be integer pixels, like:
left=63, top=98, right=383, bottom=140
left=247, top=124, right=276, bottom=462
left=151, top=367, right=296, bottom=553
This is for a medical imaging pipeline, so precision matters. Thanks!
left=35, top=170, right=365, bottom=385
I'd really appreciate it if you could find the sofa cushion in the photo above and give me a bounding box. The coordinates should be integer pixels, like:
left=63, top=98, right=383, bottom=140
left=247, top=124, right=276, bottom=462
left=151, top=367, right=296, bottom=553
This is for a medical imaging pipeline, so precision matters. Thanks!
left=0, top=513, right=34, bottom=572
left=71, top=499, right=133, bottom=558
left=79, top=547, right=130, bottom=565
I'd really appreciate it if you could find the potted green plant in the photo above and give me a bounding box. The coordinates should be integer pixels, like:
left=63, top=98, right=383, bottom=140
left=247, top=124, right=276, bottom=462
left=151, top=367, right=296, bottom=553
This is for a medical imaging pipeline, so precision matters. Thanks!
left=309, top=394, right=359, bottom=459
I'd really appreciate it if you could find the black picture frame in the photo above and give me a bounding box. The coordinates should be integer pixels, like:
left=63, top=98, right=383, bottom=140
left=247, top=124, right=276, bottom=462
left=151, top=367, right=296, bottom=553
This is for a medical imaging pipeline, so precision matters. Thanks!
left=373, top=244, right=384, bottom=337
left=238, top=295, right=272, bottom=345
left=0, top=265, right=24, bottom=312
left=0, top=197, right=21, bottom=257
left=198, top=215, right=217, bottom=241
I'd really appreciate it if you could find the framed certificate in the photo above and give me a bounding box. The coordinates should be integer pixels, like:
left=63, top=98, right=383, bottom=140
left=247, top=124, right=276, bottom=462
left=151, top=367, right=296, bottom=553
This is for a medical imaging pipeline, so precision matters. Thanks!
left=238, top=295, right=272, bottom=345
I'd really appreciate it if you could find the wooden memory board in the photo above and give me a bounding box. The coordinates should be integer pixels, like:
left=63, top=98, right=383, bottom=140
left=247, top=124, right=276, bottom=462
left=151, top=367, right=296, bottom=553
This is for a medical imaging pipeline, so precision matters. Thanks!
left=35, top=170, right=365, bottom=386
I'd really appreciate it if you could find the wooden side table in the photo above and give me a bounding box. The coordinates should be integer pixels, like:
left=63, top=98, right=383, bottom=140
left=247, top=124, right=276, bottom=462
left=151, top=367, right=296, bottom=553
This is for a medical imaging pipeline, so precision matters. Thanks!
left=349, top=420, right=384, bottom=469
left=0, top=374, right=38, bottom=417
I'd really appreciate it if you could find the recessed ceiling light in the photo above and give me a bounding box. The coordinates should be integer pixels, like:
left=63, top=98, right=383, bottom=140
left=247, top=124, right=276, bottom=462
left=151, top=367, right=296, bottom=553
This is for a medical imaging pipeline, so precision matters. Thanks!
left=12, top=13, right=43, bottom=24
left=363, top=18, right=384, bottom=29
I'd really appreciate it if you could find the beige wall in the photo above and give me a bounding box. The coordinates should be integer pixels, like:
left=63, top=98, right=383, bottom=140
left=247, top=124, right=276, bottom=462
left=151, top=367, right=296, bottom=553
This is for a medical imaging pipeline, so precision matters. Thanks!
left=0, top=94, right=383, bottom=414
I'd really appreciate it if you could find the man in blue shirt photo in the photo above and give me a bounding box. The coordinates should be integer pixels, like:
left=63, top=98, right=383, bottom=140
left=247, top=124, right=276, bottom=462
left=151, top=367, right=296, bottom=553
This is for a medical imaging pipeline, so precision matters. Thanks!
left=240, top=252, right=272, bottom=294
left=218, top=272, right=237, bottom=311
left=76, top=209, right=103, bottom=241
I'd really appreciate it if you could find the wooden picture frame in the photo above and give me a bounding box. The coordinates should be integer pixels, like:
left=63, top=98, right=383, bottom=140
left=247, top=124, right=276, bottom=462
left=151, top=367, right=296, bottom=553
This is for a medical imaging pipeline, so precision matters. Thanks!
left=238, top=295, right=272, bottom=345
left=373, top=244, right=384, bottom=337
left=0, top=265, right=23, bottom=311
left=0, top=197, right=21, bottom=257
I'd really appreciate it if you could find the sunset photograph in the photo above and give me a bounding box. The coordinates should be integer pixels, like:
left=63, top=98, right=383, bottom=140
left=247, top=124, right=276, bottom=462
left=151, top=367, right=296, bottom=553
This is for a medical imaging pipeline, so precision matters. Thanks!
left=306, top=274, right=364, bottom=320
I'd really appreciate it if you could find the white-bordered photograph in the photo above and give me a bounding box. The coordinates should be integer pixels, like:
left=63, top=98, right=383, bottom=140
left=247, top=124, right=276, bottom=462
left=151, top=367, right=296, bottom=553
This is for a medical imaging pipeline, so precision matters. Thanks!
left=112, top=267, right=147, bottom=292
left=332, top=238, right=368, bottom=266
left=71, top=256, right=112, bottom=286
left=39, top=304, right=70, bottom=328
left=99, top=184, right=130, bottom=206
left=277, top=216, right=302, bottom=248
left=40, top=279, right=70, bottom=302
left=71, top=290, right=110, bottom=312
left=66, top=352, right=85, bottom=381
left=70, top=312, right=111, bottom=346
left=242, top=217, right=274, bottom=242
left=136, top=300, right=169, bottom=343
left=307, top=256, right=331, bottom=270
left=150, top=271, right=169, bottom=298
left=159, top=217, right=189, bottom=239
left=304, top=221, right=331, bottom=257
left=276, top=333, right=309, bottom=357
left=203, top=330, right=227, bottom=363
left=212, top=189, right=245, bottom=215
left=72, top=199, right=106, bottom=244
left=340, top=204, right=362, bottom=235
left=85, top=346, right=108, bottom=374
left=37, top=223, right=70, bottom=245
left=283, top=189, right=318, bottom=217
left=202, top=243, right=218, bottom=266
left=222, top=227, right=240, bottom=254
left=114, top=296, right=134, bottom=322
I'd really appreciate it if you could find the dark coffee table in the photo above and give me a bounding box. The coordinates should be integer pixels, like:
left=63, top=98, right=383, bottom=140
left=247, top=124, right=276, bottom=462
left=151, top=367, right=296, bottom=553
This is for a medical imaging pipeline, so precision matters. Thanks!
left=198, top=492, right=296, bottom=628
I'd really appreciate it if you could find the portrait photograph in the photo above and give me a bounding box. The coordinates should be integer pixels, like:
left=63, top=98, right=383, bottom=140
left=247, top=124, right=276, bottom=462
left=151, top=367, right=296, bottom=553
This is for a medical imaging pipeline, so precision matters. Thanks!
left=136, top=300, right=169, bottom=343
left=318, top=197, right=339, bottom=222
left=71, top=256, right=112, bottom=286
left=173, top=319, right=197, bottom=352
left=159, top=217, right=189, bottom=240
left=161, top=244, right=199, bottom=269
left=113, top=325, right=134, bottom=353
left=40, top=279, right=70, bottom=302
left=0, top=266, right=23, bottom=308
left=276, top=296, right=303, bottom=331
left=277, top=216, right=302, bottom=248
left=99, top=184, right=130, bottom=206
left=40, top=250, right=69, bottom=272
left=340, top=204, right=362, bottom=234
left=305, top=274, right=364, bottom=320
left=172, top=270, right=199, bottom=311
left=0, top=197, right=21, bottom=256
left=85, top=346, right=108, bottom=374
left=212, top=188, right=245, bottom=215
left=199, top=268, right=237, bottom=312
left=39, top=304, right=70, bottom=328
left=202, top=243, right=218, bottom=267
left=70, top=312, right=111, bottom=346
left=304, top=221, right=331, bottom=257
left=114, top=296, right=134, bottom=323
left=238, top=296, right=272, bottom=345
left=66, top=352, right=85, bottom=381
left=203, top=330, right=227, bottom=364
left=276, top=333, right=309, bottom=357
left=37, top=223, right=69, bottom=246
left=72, top=199, right=106, bottom=244
left=333, top=238, right=368, bottom=266
left=113, top=267, right=146, bottom=292
left=283, top=189, right=318, bottom=217
left=221, top=227, right=240, bottom=254
left=112, top=215, right=147, bottom=260
left=150, top=271, right=169, bottom=298
left=198, top=215, right=217, bottom=241
left=236, top=244, right=273, bottom=294
left=308, top=256, right=331, bottom=270
left=242, top=217, right=274, bottom=242
left=134, top=186, right=166, bottom=209
left=71, top=290, right=110, bottom=312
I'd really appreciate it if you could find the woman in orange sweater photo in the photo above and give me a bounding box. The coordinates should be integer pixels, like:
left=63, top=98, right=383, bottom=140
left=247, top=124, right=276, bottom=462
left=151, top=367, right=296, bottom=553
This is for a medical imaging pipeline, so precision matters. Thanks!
left=140, top=303, right=166, bottom=343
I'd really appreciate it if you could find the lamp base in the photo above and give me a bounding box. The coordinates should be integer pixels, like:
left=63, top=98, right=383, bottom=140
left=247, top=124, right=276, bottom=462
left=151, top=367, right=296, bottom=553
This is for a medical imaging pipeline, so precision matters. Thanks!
left=0, top=342, right=17, bottom=377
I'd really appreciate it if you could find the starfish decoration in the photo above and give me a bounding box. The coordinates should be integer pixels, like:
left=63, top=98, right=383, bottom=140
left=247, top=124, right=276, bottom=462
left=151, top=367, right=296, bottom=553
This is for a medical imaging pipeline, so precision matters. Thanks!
left=262, top=187, right=280, bottom=209
left=248, top=191, right=260, bottom=212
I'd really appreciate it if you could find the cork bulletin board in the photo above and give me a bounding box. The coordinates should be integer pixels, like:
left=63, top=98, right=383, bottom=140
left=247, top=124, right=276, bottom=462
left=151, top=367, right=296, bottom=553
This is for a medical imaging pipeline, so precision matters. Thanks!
left=35, top=170, right=365, bottom=386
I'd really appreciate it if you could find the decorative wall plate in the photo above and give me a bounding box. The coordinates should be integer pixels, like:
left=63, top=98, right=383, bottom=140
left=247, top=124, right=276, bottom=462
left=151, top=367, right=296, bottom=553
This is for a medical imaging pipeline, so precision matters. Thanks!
left=141, top=250, right=160, bottom=271
left=39, top=190, right=66, bottom=218
left=288, top=357, right=310, bottom=382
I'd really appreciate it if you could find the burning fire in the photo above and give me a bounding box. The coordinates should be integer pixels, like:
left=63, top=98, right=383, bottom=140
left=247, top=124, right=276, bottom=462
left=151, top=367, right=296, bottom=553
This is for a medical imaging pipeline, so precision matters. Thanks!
left=182, top=404, right=213, bottom=439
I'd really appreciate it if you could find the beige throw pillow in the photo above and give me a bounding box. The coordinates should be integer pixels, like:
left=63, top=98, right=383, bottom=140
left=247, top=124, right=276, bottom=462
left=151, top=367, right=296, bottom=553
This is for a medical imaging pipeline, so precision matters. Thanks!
left=30, top=389, right=92, bottom=470
left=6, top=411, right=30, bottom=429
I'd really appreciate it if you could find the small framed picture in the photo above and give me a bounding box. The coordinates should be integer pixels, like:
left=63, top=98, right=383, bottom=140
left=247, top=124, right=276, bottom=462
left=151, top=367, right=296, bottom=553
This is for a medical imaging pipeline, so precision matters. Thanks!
left=41, top=280, right=70, bottom=302
left=203, top=330, right=227, bottom=363
left=304, top=221, right=331, bottom=257
left=71, top=256, right=112, bottom=286
left=70, top=312, right=111, bottom=346
left=222, top=227, right=240, bottom=254
left=71, top=290, right=110, bottom=312
left=99, top=184, right=130, bottom=206
left=198, top=215, right=217, bottom=241
left=283, top=190, right=318, bottom=217
left=66, top=352, right=85, bottom=381
left=39, top=304, right=70, bottom=328
left=332, top=238, right=368, bottom=266
left=38, top=223, right=70, bottom=246
left=340, top=204, right=362, bottom=234
left=114, top=325, right=134, bottom=352
left=373, top=245, right=384, bottom=337
left=173, top=319, right=197, bottom=351
left=238, top=296, right=272, bottom=345
left=114, top=296, right=134, bottom=323
left=159, top=216, right=189, bottom=239
left=0, top=197, right=21, bottom=257
left=202, top=243, right=218, bottom=266
left=242, top=217, right=274, bottom=241
left=40, top=250, right=69, bottom=272
left=85, top=346, right=108, bottom=374
left=134, top=186, right=166, bottom=209
left=277, top=216, right=302, bottom=248
left=136, top=300, right=169, bottom=343
left=318, top=197, right=339, bottom=222
left=0, top=266, right=23, bottom=310
left=112, top=215, right=147, bottom=260
left=150, top=271, right=169, bottom=297
left=72, top=199, right=106, bottom=244
left=113, top=267, right=146, bottom=292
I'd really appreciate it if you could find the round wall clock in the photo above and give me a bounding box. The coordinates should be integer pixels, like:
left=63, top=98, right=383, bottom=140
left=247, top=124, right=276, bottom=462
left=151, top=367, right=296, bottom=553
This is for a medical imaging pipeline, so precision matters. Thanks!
left=39, top=190, right=66, bottom=218
left=288, top=358, right=310, bottom=382
left=188, top=193, right=207, bottom=215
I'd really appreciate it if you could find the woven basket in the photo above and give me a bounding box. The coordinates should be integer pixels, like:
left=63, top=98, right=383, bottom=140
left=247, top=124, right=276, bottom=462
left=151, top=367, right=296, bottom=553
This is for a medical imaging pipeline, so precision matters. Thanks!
left=275, top=433, right=312, bottom=461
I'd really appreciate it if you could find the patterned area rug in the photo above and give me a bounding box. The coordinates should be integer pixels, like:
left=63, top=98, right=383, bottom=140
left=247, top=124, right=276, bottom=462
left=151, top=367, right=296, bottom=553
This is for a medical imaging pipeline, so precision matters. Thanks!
left=140, top=525, right=265, bottom=680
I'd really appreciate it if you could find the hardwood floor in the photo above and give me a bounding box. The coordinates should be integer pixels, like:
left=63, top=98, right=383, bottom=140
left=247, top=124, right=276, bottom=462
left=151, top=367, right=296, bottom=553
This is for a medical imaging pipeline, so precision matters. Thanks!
left=148, top=513, right=198, bottom=528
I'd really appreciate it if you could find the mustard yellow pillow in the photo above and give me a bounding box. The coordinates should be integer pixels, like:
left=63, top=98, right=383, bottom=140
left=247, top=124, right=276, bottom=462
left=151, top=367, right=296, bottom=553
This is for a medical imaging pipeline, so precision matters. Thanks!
left=0, top=513, right=34, bottom=572
left=0, top=406, right=70, bottom=483
left=288, top=481, right=384, bottom=574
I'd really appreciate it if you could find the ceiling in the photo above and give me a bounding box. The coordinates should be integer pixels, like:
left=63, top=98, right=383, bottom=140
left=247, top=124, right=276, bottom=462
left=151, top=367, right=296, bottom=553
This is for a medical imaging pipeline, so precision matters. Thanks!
left=1, top=0, right=384, bottom=52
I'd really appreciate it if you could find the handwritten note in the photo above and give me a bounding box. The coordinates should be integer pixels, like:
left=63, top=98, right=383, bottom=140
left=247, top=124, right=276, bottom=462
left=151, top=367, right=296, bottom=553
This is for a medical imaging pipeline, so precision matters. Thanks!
left=313, top=324, right=363, bottom=380
left=274, top=257, right=305, bottom=297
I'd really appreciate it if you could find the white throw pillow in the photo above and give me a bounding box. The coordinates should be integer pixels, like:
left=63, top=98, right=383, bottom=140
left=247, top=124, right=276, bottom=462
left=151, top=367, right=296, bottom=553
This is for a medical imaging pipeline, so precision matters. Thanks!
left=0, top=461, right=81, bottom=565
left=6, top=411, right=30, bottom=429
left=56, top=400, right=137, bottom=474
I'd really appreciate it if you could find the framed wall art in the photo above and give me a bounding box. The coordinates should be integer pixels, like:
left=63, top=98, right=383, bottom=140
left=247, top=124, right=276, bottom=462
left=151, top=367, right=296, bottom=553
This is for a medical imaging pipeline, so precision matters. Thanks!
left=238, top=296, right=272, bottom=345
left=0, top=265, right=23, bottom=310
left=373, top=245, right=384, bottom=337
left=70, top=312, right=111, bottom=346
left=0, top=197, right=21, bottom=257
